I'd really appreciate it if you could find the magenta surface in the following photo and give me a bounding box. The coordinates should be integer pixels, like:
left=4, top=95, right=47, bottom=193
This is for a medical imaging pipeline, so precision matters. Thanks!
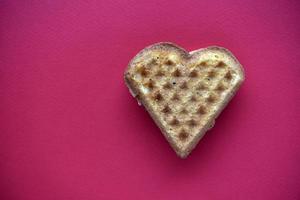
left=1, top=1, right=300, bottom=199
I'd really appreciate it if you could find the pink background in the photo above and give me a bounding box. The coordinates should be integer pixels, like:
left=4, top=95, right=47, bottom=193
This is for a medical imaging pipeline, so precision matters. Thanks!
left=1, top=0, right=300, bottom=199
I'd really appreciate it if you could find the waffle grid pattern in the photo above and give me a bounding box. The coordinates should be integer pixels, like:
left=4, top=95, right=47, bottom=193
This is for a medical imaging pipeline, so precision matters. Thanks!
left=128, top=52, right=238, bottom=146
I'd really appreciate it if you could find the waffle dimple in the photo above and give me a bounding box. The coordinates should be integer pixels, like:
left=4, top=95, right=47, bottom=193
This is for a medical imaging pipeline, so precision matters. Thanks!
left=124, top=42, right=244, bottom=158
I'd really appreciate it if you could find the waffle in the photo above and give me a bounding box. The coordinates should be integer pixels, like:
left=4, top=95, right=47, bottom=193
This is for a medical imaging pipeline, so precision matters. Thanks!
left=124, top=42, right=244, bottom=158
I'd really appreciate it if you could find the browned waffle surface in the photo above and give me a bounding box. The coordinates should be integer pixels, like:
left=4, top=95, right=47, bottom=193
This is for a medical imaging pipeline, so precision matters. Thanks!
left=125, top=43, right=244, bottom=158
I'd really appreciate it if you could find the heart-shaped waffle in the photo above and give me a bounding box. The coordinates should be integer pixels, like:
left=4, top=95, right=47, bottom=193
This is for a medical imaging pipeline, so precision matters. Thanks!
left=124, top=42, right=244, bottom=158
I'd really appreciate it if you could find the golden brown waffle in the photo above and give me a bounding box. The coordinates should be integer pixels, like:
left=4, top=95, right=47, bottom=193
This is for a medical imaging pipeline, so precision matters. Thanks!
left=124, top=42, right=244, bottom=158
